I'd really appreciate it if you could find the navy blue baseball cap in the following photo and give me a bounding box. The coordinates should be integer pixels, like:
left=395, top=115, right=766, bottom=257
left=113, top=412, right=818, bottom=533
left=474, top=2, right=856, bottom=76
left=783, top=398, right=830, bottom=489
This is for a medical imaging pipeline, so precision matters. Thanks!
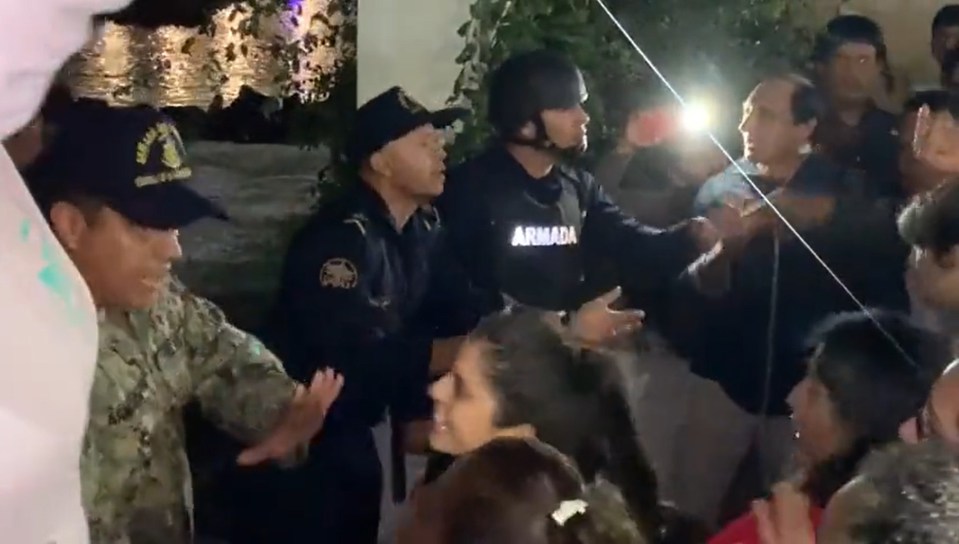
left=24, top=100, right=227, bottom=230
left=345, top=86, right=468, bottom=165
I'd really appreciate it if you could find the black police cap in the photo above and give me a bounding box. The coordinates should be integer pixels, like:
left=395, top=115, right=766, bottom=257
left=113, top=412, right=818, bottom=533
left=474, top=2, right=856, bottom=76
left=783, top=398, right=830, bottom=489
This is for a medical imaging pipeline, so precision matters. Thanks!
left=346, top=86, right=468, bottom=165
left=24, top=100, right=227, bottom=230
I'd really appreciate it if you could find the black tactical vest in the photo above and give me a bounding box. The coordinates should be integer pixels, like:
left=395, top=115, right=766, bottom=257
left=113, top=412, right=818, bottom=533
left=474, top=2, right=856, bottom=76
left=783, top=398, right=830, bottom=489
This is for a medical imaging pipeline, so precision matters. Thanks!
left=485, top=171, right=586, bottom=311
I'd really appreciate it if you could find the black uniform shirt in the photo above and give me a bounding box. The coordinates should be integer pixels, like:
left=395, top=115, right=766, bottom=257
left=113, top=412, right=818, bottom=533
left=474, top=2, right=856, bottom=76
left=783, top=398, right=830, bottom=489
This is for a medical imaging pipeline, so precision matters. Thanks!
left=269, top=183, right=438, bottom=430
left=813, top=105, right=901, bottom=199
left=436, top=145, right=702, bottom=325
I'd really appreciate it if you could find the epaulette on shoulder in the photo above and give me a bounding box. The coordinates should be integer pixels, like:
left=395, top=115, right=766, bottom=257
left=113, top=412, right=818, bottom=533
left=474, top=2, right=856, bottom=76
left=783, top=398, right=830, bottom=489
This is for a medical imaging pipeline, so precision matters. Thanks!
left=419, top=204, right=440, bottom=230
left=342, top=212, right=370, bottom=237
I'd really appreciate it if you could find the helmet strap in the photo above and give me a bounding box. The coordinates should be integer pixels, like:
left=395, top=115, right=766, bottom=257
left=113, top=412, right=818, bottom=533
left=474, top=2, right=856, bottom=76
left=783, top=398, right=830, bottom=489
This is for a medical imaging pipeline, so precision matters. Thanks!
left=505, top=114, right=585, bottom=161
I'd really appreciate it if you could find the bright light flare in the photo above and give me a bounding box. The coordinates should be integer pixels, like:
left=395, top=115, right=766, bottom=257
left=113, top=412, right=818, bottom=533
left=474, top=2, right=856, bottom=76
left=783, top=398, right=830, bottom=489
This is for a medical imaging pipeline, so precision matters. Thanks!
left=680, top=101, right=713, bottom=133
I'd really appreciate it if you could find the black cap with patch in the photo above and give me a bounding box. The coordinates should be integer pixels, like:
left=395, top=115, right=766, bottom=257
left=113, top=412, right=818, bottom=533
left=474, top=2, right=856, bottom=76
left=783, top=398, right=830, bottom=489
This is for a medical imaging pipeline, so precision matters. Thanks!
left=24, top=100, right=227, bottom=230
left=345, top=86, right=468, bottom=165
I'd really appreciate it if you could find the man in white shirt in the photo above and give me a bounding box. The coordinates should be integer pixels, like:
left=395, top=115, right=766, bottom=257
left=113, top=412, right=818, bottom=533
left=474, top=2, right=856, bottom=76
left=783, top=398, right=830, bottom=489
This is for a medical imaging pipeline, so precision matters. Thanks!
left=0, top=0, right=130, bottom=541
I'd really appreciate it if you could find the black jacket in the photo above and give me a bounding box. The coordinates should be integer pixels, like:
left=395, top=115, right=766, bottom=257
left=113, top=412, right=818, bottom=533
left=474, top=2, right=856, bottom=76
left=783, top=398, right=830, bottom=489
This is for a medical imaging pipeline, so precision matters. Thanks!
left=435, top=145, right=701, bottom=326
left=268, top=183, right=438, bottom=429
left=665, top=154, right=910, bottom=415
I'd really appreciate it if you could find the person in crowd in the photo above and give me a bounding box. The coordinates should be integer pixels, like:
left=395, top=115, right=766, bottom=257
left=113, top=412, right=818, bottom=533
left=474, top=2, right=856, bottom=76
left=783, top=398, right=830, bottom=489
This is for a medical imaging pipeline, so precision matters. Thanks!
left=242, top=86, right=461, bottom=543
left=755, top=440, right=959, bottom=544
left=899, top=92, right=959, bottom=338
left=664, top=71, right=909, bottom=527
left=422, top=305, right=709, bottom=544
left=933, top=5, right=959, bottom=72
left=911, top=89, right=959, bottom=173
left=901, top=360, right=959, bottom=447
left=692, top=73, right=821, bottom=214
left=899, top=180, right=959, bottom=338
left=896, top=130, right=959, bottom=447
left=811, top=15, right=900, bottom=198
left=899, top=90, right=955, bottom=196
left=22, top=101, right=342, bottom=543
left=401, top=436, right=646, bottom=544
left=709, top=310, right=950, bottom=544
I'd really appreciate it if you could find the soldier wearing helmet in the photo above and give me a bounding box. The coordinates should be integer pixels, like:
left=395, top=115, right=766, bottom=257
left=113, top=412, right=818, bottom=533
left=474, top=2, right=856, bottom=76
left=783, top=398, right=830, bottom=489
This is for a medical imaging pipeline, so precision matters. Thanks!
left=436, top=49, right=724, bottom=327
left=421, top=49, right=732, bottom=493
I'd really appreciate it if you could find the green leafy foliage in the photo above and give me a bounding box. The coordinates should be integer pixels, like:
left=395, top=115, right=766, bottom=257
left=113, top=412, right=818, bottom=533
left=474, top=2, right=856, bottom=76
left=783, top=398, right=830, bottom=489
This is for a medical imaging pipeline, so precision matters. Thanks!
left=448, top=0, right=815, bottom=165
left=194, top=0, right=357, bottom=201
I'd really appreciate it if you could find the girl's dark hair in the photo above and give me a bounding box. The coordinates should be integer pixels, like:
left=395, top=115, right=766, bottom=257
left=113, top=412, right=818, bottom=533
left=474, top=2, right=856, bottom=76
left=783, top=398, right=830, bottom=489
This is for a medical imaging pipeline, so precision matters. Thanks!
left=439, top=437, right=646, bottom=544
left=799, top=310, right=950, bottom=505
left=468, top=306, right=666, bottom=541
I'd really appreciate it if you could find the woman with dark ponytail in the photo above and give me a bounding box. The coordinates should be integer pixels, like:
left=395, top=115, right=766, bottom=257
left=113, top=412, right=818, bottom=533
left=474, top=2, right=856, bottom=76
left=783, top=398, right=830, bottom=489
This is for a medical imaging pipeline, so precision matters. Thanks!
left=399, top=436, right=646, bottom=544
left=421, top=305, right=705, bottom=543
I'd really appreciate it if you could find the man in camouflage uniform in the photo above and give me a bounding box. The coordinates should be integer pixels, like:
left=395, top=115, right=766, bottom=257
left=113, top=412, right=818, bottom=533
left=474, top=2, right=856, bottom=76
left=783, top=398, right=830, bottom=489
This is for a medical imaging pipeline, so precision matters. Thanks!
left=23, top=100, right=343, bottom=543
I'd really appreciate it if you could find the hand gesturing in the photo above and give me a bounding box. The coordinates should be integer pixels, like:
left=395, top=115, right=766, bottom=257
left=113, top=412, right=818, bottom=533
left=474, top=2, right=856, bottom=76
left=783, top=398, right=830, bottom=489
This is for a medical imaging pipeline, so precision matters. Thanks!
left=237, top=368, right=344, bottom=466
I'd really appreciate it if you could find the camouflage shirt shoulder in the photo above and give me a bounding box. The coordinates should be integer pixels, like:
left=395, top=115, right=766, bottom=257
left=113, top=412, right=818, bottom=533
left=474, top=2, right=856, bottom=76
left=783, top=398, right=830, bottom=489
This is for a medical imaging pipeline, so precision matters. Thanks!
left=82, top=278, right=296, bottom=543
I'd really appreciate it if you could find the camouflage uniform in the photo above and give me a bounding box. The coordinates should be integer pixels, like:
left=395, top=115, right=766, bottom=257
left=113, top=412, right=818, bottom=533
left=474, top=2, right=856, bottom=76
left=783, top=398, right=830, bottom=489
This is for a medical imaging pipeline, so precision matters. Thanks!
left=81, top=280, right=297, bottom=543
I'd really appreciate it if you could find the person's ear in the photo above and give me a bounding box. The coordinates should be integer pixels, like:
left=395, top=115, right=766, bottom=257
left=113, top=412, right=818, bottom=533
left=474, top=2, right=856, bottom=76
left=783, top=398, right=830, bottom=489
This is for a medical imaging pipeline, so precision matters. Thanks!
left=49, top=201, right=91, bottom=250
left=368, top=148, right=393, bottom=177
left=518, top=121, right=537, bottom=140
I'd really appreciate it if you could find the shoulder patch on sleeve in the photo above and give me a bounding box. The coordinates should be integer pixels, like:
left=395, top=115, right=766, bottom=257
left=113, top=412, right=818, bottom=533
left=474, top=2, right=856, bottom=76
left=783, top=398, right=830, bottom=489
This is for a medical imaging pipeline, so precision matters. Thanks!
left=319, top=257, right=359, bottom=289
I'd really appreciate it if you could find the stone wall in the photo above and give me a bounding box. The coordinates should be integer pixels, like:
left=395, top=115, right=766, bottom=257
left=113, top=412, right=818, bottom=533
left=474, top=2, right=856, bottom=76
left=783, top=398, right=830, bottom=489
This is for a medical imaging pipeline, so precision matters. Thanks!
left=176, top=142, right=328, bottom=330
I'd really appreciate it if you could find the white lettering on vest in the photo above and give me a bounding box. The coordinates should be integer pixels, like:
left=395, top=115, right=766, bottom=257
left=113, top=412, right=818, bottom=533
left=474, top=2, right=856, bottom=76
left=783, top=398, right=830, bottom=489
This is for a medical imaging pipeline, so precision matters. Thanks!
left=510, top=225, right=579, bottom=247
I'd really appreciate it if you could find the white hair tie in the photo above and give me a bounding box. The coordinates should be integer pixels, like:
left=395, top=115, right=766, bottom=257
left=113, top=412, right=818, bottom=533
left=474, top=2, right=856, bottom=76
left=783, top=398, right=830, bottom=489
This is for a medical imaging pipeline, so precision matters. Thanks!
left=551, top=499, right=588, bottom=526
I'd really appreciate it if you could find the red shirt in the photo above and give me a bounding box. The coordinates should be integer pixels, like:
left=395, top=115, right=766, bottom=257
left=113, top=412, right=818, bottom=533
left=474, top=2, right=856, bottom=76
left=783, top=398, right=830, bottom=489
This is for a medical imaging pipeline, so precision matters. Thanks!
left=708, top=506, right=823, bottom=544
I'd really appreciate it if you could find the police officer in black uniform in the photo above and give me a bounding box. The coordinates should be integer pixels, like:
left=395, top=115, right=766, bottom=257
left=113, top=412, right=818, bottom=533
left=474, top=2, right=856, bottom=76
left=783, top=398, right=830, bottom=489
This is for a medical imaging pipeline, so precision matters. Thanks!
left=243, top=87, right=467, bottom=544
left=436, top=49, right=721, bottom=331
left=420, top=50, right=727, bottom=485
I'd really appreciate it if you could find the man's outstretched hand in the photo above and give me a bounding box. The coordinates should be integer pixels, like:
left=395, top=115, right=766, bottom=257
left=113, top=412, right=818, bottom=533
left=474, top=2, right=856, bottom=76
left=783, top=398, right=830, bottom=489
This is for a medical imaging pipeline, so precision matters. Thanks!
left=571, top=287, right=644, bottom=346
left=237, top=368, right=344, bottom=466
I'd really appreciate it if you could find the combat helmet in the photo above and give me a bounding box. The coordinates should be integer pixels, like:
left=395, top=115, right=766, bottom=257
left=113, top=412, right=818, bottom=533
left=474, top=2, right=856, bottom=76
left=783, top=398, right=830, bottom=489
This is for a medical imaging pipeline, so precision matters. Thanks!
left=487, top=49, right=588, bottom=152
